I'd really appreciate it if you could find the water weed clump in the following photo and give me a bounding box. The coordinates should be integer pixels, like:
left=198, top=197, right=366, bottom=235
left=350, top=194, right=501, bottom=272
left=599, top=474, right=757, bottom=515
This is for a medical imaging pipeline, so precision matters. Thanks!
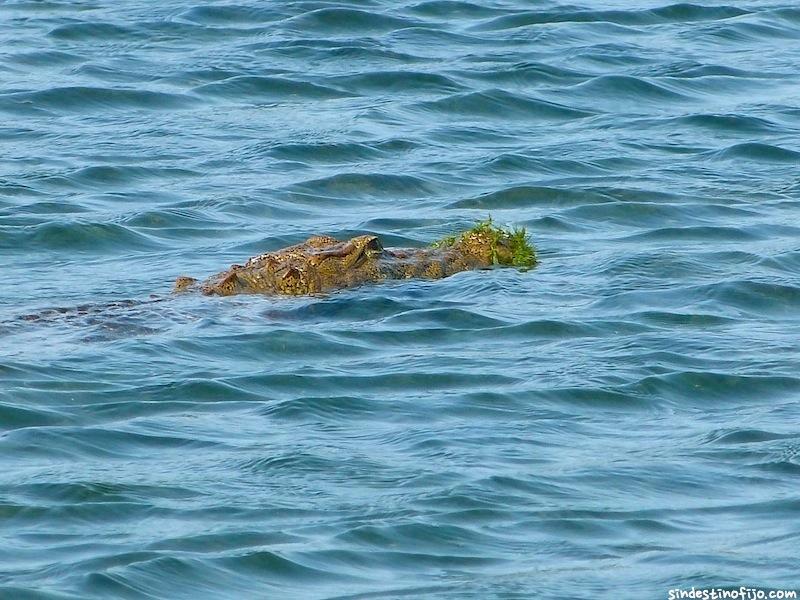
left=432, top=217, right=537, bottom=268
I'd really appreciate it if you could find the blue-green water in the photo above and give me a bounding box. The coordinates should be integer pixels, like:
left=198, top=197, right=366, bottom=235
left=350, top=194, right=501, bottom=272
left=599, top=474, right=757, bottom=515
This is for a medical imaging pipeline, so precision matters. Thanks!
left=2, top=1, right=799, bottom=598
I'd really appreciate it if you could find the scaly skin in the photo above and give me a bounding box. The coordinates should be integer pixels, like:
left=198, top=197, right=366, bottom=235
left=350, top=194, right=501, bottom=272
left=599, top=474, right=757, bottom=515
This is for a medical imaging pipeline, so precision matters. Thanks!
left=175, top=229, right=520, bottom=297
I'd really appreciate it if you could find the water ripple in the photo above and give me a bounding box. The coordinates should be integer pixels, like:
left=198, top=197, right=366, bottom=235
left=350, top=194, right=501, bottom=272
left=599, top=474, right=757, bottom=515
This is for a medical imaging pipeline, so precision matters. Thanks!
left=473, top=4, right=750, bottom=31
left=0, top=86, right=200, bottom=115
left=193, top=76, right=356, bottom=102
left=416, top=89, right=595, bottom=121
left=286, top=8, right=422, bottom=34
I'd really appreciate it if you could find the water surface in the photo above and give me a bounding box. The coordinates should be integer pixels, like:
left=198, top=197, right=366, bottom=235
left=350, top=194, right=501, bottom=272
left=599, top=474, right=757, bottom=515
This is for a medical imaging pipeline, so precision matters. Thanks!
left=1, top=1, right=799, bottom=598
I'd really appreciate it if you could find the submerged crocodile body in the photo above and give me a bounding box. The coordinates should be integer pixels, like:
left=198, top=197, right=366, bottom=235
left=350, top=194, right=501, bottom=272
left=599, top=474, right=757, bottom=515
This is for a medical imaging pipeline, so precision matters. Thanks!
left=175, top=222, right=536, bottom=297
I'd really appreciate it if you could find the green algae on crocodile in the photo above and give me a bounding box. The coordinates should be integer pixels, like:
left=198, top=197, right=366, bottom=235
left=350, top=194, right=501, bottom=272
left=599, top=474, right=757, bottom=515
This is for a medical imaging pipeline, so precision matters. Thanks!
left=430, top=218, right=535, bottom=269
left=175, top=220, right=537, bottom=297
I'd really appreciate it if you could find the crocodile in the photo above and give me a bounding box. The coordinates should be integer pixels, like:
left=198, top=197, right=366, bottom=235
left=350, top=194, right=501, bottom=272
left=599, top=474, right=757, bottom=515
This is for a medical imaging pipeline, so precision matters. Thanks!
left=174, top=219, right=536, bottom=296
left=5, top=220, right=535, bottom=335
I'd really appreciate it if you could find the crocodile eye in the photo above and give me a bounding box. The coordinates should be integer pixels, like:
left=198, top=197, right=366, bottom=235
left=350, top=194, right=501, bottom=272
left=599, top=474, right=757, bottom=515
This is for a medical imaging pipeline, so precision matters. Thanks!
left=365, top=236, right=383, bottom=252
left=354, top=236, right=383, bottom=265
left=351, top=240, right=381, bottom=268
left=280, top=266, right=303, bottom=281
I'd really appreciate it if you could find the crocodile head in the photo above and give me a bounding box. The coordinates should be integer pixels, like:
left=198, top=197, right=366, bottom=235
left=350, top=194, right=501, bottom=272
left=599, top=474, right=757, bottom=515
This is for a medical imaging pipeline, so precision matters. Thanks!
left=177, top=221, right=535, bottom=297
left=197, top=234, right=386, bottom=296
left=310, top=234, right=384, bottom=286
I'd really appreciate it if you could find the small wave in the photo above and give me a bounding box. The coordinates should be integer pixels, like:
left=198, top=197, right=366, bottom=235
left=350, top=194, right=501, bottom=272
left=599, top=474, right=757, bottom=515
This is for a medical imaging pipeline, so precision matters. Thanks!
left=262, top=138, right=417, bottom=164
left=726, top=20, right=800, bottom=41
left=388, top=25, right=485, bottom=47
left=330, top=71, right=464, bottom=95
left=772, top=7, right=800, bottom=24
left=1, top=426, right=221, bottom=459
left=456, top=62, right=590, bottom=86
left=630, top=310, right=735, bottom=328
left=178, top=5, right=282, bottom=25
left=241, top=452, right=342, bottom=474
left=409, top=0, right=508, bottom=19
left=261, top=395, right=376, bottom=422
left=0, top=403, right=71, bottom=432
left=18, top=480, right=199, bottom=504
left=634, top=372, right=800, bottom=403
left=757, top=249, right=800, bottom=274
left=676, top=113, right=782, bottom=134
left=708, top=143, right=800, bottom=163
left=661, top=74, right=771, bottom=99
left=201, top=330, right=372, bottom=361
left=8, top=50, right=85, bottom=67
left=0, top=585, right=70, bottom=600
left=69, top=165, right=199, bottom=186
left=121, top=208, right=221, bottom=230
left=710, top=280, right=800, bottom=317
left=692, top=19, right=800, bottom=45
left=2, top=221, right=162, bottom=253
left=501, top=319, right=612, bottom=339
left=321, top=44, right=422, bottom=64
left=0, top=86, right=199, bottom=115
left=193, top=75, right=355, bottom=101
left=570, top=200, right=675, bottom=227
left=161, top=67, right=241, bottom=87
left=383, top=307, right=506, bottom=330
left=756, top=459, right=800, bottom=475
left=7, top=201, right=88, bottom=217
left=473, top=4, right=748, bottom=31
left=90, top=379, right=266, bottom=408
left=336, top=522, right=497, bottom=557
left=139, top=19, right=269, bottom=43
left=540, top=386, right=653, bottom=411
left=288, top=173, right=438, bottom=199
left=657, top=63, right=773, bottom=79
left=205, top=195, right=310, bottom=222
left=651, top=3, right=749, bottom=22
left=287, top=8, right=420, bottom=33
left=0, top=126, right=45, bottom=141
left=448, top=186, right=610, bottom=209
left=149, top=531, right=303, bottom=555
left=569, top=75, right=688, bottom=103
left=213, top=550, right=364, bottom=590
left=621, top=225, right=761, bottom=243
left=73, top=64, right=161, bottom=85
left=596, top=251, right=721, bottom=281
left=261, top=296, right=413, bottom=324
left=706, top=429, right=797, bottom=445
left=529, top=214, right=588, bottom=233
left=227, top=371, right=519, bottom=396
left=472, top=9, right=641, bottom=31
left=76, top=555, right=265, bottom=600
left=0, top=180, right=45, bottom=198
left=417, top=89, right=594, bottom=121
left=469, top=154, right=611, bottom=178
left=244, top=38, right=421, bottom=64
left=48, top=22, right=145, bottom=41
